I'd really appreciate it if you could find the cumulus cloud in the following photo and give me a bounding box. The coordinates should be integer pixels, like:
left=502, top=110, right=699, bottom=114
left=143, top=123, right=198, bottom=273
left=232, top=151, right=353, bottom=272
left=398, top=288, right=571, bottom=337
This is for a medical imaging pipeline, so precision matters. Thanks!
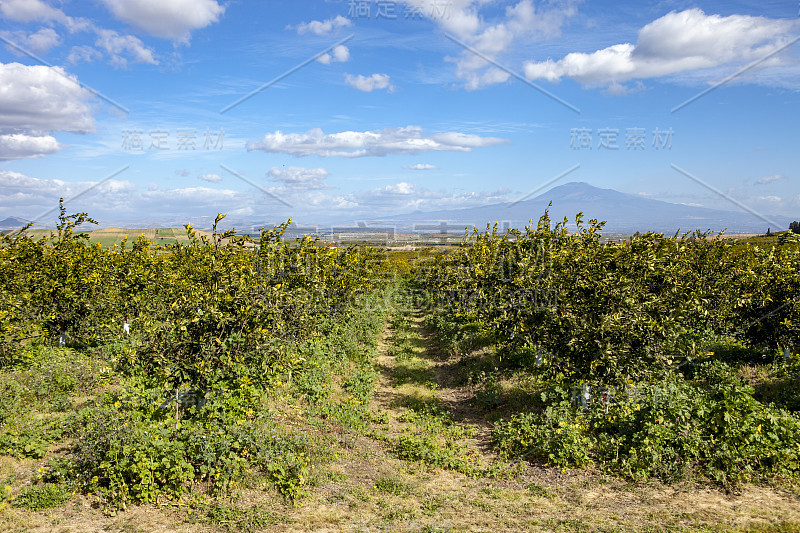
left=198, top=173, right=223, bottom=183
left=523, top=9, right=799, bottom=89
left=99, top=0, right=225, bottom=41
left=247, top=126, right=510, bottom=158
left=66, top=45, right=103, bottom=64
left=293, top=15, right=352, bottom=36
left=0, top=63, right=95, bottom=133
left=268, top=166, right=330, bottom=190
left=0, top=168, right=514, bottom=223
left=255, top=179, right=512, bottom=218
left=2, top=28, right=61, bottom=54
left=94, top=29, right=158, bottom=67
left=317, top=44, right=350, bottom=64
left=0, top=169, right=257, bottom=222
left=403, top=0, right=577, bottom=89
left=342, top=180, right=512, bottom=213
left=404, top=163, right=438, bottom=170
left=0, top=62, right=95, bottom=159
left=756, top=174, right=784, bottom=185
left=0, top=169, right=137, bottom=217
left=0, top=133, right=61, bottom=160
left=0, top=0, right=159, bottom=67
left=344, top=73, right=393, bottom=92
left=0, top=0, right=90, bottom=31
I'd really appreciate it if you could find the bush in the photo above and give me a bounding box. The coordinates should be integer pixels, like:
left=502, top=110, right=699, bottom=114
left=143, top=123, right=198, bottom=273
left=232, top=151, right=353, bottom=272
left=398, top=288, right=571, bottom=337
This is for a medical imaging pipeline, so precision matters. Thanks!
left=493, top=364, right=800, bottom=485
left=492, top=387, right=594, bottom=468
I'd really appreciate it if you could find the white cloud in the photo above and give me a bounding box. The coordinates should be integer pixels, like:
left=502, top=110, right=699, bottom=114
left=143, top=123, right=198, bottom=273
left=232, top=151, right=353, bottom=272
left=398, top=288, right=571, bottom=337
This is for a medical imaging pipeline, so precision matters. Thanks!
left=0, top=169, right=255, bottom=222
left=256, top=179, right=512, bottom=218
left=247, top=126, right=510, bottom=158
left=756, top=174, right=784, bottom=185
left=404, top=0, right=577, bottom=89
left=757, top=195, right=782, bottom=202
left=402, top=0, right=485, bottom=38
left=404, top=163, right=438, bottom=170
left=0, top=0, right=90, bottom=31
left=0, top=62, right=95, bottom=159
left=343, top=180, right=512, bottom=213
left=344, top=73, right=393, bottom=92
left=0, top=170, right=137, bottom=216
left=198, top=173, right=223, bottom=183
left=268, top=166, right=330, bottom=190
left=523, top=9, right=799, bottom=89
left=0, top=133, right=61, bottom=160
left=0, top=63, right=94, bottom=133
left=0, top=169, right=513, bottom=222
left=293, top=15, right=352, bottom=36
left=94, top=29, right=158, bottom=67
left=2, top=28, right=61, bottom=54
left=317, top=44, right=350, bottom=64
left=0, top=0, right=63, bottom=22
left=66, top=45, right=103, bottom=64
left=100, top=0, right=225, bottom=42
left=0, top=1, right=161, bottom=66
left=382, top=182, right=416, bottom=195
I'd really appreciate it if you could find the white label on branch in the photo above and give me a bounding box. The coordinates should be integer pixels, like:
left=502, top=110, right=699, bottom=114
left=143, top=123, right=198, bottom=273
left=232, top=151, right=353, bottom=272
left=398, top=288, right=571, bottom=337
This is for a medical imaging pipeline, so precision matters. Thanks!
left=581, top=382, right=591, bottom=410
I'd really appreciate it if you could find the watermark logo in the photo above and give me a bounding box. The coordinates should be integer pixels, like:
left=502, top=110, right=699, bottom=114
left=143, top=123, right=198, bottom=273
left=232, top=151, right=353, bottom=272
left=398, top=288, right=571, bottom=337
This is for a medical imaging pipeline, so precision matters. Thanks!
left=121, top=129, right=225, bottom=152
left=570, top=127, right=673, bottom=150
left=347, top=0, right=453, bottom=21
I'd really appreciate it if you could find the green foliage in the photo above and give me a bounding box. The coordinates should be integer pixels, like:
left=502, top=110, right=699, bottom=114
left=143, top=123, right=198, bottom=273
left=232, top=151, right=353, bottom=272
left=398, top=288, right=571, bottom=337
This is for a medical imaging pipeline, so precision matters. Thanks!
left=492, top=387, right=594, bottom=468
left=415, top=212, right=800, bottom=386
left=393, top=404, right=484, bottom=476
left=494, top=363, right=800, bottom=486
left=0, top=205, right=402, bottom=509
left=0, top=347, right=101, bottom=458
left=12, top=484, right=72, bottom=510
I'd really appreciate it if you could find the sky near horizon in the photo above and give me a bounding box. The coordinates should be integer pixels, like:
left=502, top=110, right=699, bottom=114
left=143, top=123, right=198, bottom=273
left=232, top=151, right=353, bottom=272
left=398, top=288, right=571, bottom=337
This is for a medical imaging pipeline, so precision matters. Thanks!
left=0, top=0, right=798, bottom=227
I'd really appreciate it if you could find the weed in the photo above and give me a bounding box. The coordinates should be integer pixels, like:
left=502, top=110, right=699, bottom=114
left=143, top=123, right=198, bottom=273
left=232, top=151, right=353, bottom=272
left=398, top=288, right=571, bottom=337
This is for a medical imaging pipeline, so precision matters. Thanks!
left=374, top=474, right=413, bottom=496
left=12, top=484, right=72, bottom=511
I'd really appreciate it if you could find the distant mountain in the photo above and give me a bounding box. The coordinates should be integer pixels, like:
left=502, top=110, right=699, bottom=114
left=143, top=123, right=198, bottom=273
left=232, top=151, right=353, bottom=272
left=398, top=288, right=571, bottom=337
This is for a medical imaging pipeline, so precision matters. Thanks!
left=0, top=217, right=32, bottom=229
left=3, top=183, right=789, bottom=236
left=370, top=182, right=791, bottom=235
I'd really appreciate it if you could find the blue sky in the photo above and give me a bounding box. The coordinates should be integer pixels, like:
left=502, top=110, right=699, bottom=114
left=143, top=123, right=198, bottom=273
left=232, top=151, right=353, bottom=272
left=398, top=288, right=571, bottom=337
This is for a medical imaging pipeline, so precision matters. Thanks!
left=0, top=0, right=798, bottom=227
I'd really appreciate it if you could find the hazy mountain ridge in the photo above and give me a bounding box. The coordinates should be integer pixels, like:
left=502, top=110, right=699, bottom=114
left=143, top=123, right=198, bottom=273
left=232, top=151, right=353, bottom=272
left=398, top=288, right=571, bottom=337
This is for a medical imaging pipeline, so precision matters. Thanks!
left=3, top=183, right=794, bottom=235
left=369, top=182, right=793, bottom=234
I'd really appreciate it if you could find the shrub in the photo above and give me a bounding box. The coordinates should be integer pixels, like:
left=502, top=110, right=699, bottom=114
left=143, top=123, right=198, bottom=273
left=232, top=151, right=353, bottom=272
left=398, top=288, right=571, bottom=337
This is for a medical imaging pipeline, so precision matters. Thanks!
left=493, top=365, right=800, bottom=485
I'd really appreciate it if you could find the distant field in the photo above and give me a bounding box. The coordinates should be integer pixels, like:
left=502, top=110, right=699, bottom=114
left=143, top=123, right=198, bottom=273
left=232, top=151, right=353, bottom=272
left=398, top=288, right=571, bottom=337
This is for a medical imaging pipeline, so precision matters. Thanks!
left=16, top=227, right=463, bottom=248
left=13, top=226, right=792, bottom=249
left=22, top=227, right=214, bottom=248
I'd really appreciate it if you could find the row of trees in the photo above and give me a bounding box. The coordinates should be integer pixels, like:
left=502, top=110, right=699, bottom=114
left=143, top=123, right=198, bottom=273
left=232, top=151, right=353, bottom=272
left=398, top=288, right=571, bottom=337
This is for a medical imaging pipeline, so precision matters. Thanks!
left=0, top=203, right=392, bottom=391
left=415, top=212, right=800, bottom=385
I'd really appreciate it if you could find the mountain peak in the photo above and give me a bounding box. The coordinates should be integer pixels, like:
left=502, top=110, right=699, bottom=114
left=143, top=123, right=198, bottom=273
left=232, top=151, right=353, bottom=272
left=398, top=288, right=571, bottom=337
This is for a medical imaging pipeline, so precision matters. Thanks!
left=373, top=181, right=786, bottom=234
left=0, top=217, right=32, bottom=229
